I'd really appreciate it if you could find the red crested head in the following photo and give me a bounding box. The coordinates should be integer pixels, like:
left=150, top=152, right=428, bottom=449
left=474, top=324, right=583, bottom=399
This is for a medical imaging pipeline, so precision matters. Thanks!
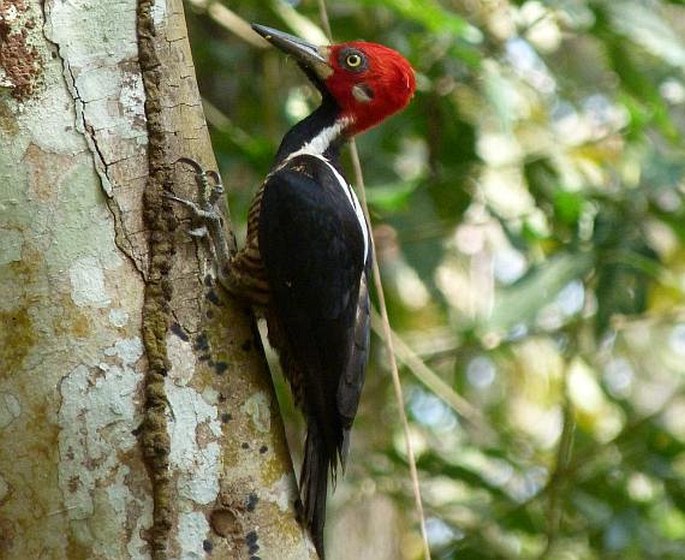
left=322, top=42, right=416, bottom=135
left=252, top=25, right=416, bottom=138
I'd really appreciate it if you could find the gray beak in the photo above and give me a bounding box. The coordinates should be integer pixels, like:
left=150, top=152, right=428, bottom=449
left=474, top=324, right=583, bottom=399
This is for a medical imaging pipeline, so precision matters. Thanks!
left=252, top=24, right=332, bottom=80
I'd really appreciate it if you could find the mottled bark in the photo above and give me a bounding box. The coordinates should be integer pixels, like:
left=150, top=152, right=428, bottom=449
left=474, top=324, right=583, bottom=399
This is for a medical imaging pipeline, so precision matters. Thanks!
left=0, top=0, right=314, bottom=558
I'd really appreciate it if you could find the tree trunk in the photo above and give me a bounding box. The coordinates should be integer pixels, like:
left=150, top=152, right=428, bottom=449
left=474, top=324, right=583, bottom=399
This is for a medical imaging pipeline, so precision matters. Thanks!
left=0, top=1, right=314, bottom=558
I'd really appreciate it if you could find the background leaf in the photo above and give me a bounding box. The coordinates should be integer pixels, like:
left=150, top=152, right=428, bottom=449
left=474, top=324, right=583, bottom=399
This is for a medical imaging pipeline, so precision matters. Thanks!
left=186, top=1, right=685, bottom=558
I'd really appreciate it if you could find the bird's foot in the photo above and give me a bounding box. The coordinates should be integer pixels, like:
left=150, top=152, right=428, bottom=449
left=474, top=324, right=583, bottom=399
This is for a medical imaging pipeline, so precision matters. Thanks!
left=166, top=157, right=233, bottom=282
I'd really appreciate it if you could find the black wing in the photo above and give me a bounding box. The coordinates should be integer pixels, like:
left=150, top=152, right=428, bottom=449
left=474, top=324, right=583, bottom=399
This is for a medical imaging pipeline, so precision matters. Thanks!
left=259, top=153, right=369, bottom=454
left=337, top=266, right=370, bottom=464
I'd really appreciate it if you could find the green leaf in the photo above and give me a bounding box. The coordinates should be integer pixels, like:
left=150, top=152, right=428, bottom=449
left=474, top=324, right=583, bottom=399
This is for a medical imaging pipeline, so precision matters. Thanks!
left=356, top=0, right=483, bottom=43
left=593, top=4, right=681, bottom=140
left=366, top=180, right=420, bottom=212
left=484, top=252, right=594, bottom=336
left=605, top=1, right=685, bottom=68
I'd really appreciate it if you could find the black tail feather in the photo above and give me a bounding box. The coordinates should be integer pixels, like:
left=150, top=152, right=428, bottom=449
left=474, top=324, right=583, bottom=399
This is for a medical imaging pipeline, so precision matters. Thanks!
left=301, top=422, right=331, bottom=560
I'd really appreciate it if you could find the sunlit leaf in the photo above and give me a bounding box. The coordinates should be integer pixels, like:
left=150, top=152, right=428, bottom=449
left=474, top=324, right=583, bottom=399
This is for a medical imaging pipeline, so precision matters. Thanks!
left=605, top=1, right=685, bottom=68
left=186, top=2, right=685, bottom=557
left=484, top=252, right=594, bottom=336
left=356, top=0, right=483, bottom=43
left=366, top=180, right=420, bottom=212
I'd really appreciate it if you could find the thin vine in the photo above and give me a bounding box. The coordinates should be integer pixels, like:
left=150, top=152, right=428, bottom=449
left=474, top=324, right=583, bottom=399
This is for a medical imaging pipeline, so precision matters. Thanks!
left=316, top=2, right=433, bottom=558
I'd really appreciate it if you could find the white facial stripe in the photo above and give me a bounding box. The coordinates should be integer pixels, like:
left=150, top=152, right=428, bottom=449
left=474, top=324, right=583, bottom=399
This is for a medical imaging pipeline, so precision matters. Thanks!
left=352, top=84, right=373, bottom=103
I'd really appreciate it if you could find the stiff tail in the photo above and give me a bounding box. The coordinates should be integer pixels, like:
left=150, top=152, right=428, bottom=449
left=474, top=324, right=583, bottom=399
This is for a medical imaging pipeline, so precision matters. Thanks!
left=301, top=421, right=332, bottom=559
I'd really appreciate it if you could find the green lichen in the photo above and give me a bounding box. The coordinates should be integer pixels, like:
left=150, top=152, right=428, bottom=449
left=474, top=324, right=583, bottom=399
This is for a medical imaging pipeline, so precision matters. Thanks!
left=0, top=306, right=35, bottom=374
left=136, top=1, right=175, bottom=558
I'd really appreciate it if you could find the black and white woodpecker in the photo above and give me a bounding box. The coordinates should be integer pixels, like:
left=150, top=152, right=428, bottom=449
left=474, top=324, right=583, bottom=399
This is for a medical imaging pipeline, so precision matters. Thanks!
left=173, top=24, right=415, bottom=559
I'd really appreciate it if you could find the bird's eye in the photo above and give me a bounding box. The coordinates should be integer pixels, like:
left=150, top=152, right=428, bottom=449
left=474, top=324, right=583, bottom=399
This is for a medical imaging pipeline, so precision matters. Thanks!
left=339, top=49, right=367, bottom=72
left=346, top=53, right=362, bottom=68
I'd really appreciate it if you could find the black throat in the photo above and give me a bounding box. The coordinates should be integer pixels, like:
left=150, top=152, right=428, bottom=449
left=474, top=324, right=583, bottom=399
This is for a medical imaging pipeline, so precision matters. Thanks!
left=273, top=90, right=347, bottom=169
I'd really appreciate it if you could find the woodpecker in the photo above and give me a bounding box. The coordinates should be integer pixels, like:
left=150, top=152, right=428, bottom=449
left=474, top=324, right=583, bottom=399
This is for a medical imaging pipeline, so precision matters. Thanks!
left=173, top=24, right=415, bottom=559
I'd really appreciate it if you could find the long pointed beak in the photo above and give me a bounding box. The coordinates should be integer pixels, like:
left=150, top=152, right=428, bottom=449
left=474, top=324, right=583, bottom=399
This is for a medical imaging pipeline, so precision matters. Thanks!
left=252, top=24, right=332, bottom=80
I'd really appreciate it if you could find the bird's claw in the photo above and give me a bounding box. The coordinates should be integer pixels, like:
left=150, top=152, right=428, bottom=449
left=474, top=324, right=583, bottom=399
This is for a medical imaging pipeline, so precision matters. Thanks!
left=167, top=157, right=234, bottom=280
left=164, top=192, right=222, bottom=226
left=174, top=156, right=225, bottom=211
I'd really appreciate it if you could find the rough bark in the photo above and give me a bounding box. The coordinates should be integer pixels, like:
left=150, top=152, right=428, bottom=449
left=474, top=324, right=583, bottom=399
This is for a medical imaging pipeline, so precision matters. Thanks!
left=0, top=1, right=315, bottom=558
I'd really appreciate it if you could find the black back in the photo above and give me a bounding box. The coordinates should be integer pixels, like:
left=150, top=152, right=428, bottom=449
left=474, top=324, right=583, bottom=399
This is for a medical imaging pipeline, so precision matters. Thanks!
left=259, top=154, right=369, bottom=455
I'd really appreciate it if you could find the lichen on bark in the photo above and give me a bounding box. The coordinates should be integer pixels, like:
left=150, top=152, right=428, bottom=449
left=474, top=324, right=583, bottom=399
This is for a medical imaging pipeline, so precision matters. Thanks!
left=136, top=0, right=176, bottom=557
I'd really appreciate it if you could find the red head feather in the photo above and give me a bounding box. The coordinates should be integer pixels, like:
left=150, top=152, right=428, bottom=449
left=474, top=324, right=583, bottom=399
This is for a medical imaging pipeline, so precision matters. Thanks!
left=252, top=25, right=416, bottom=138
left=324, top=42, right=416, bottom=136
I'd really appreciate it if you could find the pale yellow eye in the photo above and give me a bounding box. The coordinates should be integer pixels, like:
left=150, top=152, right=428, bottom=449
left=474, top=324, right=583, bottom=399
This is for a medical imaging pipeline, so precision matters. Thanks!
left=346, top=54, right=362, bottom=68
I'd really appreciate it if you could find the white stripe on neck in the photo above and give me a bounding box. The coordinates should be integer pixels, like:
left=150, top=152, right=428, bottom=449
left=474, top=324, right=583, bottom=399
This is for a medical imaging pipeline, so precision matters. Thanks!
left=298, top=117, right=350, bottom=157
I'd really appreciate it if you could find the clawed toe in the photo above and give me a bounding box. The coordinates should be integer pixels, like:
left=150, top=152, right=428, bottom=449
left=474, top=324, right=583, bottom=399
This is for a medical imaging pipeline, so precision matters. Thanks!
left=175, top=157, right=225, bottom=208
left=164, top=192, right=223, bottom=225
left=167, top=157, right=234, bottom=279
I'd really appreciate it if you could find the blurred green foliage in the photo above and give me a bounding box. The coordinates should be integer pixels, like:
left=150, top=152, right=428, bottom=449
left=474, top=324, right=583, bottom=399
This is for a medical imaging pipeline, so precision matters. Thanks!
left=186, top=1, right=685, bottom=558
